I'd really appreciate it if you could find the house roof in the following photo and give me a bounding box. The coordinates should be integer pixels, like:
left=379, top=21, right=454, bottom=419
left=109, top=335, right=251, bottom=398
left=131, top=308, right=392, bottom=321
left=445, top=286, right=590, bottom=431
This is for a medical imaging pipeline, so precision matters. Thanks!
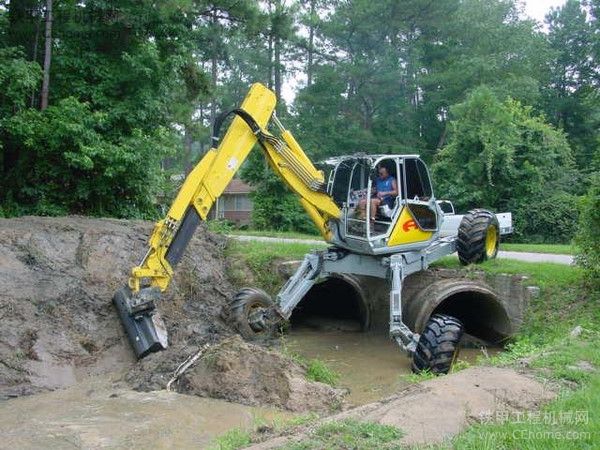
left=224, top=178, right=254, bottom=194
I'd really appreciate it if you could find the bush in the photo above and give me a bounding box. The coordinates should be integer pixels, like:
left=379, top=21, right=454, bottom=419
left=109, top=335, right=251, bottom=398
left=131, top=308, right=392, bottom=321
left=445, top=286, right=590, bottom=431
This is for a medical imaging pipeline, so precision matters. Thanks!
left=207, top=219, right=235, bottom=234
left=1, top=97, right=175, bottom=218
left=249, top=176, right=316, bottom=234
left=433, top=86, right=578, bottom=243
left=575, top=176, right=600, bottom=287
left=509, top=192, right=580, bottom=244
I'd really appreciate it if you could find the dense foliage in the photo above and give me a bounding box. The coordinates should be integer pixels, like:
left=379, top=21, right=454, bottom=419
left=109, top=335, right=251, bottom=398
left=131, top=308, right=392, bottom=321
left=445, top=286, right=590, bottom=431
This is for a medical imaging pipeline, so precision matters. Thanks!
left=576, top=175, right=600, bottom=287
left=0, top=0, right=598, bottom=243
left=432, top=86, right=578, bottom=243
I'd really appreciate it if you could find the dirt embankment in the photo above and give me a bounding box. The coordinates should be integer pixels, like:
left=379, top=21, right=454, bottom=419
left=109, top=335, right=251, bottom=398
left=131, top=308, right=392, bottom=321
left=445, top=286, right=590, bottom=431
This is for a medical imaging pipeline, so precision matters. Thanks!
left=249, top=366, right=557, bottom=448
left=0, top=216, right=343, bottom=411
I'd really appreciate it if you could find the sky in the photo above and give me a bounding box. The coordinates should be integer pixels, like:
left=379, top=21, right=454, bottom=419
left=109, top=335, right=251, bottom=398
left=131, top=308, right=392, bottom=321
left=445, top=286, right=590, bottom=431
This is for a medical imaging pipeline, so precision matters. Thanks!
left=523, top=0, right=567, bottom=22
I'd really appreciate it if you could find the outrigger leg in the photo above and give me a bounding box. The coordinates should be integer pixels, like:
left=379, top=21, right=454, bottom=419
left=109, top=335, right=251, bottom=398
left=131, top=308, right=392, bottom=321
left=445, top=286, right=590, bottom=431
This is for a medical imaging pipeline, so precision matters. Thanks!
left=388, top=254, right=419, bottom=354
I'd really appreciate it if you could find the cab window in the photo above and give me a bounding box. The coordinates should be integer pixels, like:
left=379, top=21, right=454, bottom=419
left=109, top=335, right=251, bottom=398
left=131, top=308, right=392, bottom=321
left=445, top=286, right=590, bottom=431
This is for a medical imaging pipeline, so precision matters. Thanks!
left=404, top=158, right=433, bottom=201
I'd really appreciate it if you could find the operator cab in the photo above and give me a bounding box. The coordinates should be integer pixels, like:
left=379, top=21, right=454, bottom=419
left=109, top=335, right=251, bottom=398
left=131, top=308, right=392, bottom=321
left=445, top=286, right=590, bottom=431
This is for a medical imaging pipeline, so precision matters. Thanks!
left=322, top=155, right=441, bottom=255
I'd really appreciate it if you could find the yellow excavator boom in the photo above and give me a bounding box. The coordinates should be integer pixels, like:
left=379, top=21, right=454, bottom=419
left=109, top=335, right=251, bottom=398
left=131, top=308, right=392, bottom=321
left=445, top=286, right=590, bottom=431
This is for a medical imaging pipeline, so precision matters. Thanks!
left=116, top=82, right=341, bottom=357
left=127, top=82, right=340, bottom=296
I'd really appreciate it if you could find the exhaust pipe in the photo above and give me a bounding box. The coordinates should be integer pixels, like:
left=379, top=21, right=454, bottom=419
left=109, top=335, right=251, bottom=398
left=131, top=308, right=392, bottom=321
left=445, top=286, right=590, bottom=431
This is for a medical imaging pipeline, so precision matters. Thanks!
left=113, top=286, right=168, bottom=358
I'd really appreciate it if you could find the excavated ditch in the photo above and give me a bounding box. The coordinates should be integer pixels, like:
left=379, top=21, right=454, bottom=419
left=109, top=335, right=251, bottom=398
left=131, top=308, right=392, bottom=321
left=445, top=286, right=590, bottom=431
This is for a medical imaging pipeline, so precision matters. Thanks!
left=0, top=216, right=343, bottom=412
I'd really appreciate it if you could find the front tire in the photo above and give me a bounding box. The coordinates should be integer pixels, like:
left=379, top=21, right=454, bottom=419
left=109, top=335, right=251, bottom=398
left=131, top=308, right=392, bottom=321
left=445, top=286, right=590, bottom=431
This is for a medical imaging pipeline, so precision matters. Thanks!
left=457, top=209, right=499, bottom=265
left=412, top=314, right=464, bottom=375
left=228, top=287, right=277, bottom=341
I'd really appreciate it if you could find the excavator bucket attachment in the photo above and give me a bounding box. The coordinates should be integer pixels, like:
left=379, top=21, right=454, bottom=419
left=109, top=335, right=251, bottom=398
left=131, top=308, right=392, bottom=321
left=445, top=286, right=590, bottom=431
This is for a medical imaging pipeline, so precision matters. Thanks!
left=113, top=287, right=168, bottom=358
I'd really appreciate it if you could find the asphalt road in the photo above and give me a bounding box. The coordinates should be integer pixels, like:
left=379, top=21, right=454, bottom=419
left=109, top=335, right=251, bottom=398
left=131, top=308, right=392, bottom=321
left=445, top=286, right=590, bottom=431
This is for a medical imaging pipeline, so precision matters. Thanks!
left=228, top=235, right=574, bottom=265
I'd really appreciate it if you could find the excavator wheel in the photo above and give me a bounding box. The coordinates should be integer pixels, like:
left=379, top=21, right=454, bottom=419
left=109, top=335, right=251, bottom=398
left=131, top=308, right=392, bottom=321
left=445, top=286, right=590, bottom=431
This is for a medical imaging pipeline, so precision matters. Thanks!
left=412, top=314, right=464, bottom=375
left=457, top=209, right=499, bottom=265
left=228, top=287, right=277, bottom=341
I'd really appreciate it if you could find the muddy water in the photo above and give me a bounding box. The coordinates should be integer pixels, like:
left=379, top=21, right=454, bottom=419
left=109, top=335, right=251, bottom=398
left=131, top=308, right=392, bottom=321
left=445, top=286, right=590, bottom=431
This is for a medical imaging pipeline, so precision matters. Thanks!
left=0, top=379, right=289, bottom=449
left=1, top=328, right=494, bottom=449
left=286, top=326, right=494, bottom=406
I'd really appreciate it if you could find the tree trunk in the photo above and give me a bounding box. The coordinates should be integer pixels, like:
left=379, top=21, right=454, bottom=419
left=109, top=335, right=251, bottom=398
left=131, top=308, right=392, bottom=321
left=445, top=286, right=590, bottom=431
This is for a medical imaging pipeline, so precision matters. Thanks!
left=267, top=0, right=274, bottom=89
left=183, top=124, right=193, bottom=175
left=436, top=124, right=447, bottom=150
left=40, top=0, right=52, bottom=111
left=30, top=11, right=42, bottom=107
left=307, top=0, right=315, bottom=87
left=274, top=36, right=282, bottom=99
left=209, top=7, right=218, bottom=129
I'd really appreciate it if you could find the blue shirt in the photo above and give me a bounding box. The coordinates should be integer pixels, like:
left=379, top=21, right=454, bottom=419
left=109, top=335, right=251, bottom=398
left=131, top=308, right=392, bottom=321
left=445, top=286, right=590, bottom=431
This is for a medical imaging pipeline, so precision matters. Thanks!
left=375, top=176, right=395, bottom=206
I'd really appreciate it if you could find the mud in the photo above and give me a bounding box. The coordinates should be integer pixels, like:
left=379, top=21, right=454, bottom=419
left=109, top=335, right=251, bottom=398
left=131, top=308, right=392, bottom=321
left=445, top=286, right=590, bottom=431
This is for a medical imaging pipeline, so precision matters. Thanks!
left=181, top=336, right=344, bottom=411
left=0, top=216, right=342, bottom=412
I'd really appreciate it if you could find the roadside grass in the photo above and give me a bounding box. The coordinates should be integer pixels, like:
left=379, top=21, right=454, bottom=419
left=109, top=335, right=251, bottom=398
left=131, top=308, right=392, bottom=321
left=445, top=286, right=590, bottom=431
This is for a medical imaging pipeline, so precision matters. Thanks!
left=226, top=240, right=325, bottom=261
left=432, top=256, right=582, bottom=289
left=220, top=225, right=574, bottom=256
left=501, top=243, right=576, bottom=255
left=228, top=229, right=322, bottom=241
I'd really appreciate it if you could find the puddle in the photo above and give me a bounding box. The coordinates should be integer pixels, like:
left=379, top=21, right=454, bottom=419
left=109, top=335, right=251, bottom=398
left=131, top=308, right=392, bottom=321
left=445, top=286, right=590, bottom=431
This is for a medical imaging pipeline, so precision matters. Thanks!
left=0, top=378, right=289, bottom=449
left=285, top=326, right=496, bottom=406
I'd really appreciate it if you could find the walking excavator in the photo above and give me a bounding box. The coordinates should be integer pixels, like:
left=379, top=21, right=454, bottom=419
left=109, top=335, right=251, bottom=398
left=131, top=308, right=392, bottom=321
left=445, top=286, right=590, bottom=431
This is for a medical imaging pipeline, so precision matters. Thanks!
left=114, top=83, right=512, bottom=374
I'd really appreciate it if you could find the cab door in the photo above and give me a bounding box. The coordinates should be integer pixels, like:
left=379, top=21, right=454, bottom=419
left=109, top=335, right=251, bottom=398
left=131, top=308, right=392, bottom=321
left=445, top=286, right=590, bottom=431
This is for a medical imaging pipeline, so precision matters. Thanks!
left=388, top=158, right=438, bottom=246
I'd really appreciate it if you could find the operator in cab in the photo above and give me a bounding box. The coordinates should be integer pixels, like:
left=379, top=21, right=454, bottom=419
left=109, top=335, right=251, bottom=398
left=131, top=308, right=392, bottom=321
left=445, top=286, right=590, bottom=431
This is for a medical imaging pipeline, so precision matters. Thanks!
left=359, top=165, right=398, bottom=221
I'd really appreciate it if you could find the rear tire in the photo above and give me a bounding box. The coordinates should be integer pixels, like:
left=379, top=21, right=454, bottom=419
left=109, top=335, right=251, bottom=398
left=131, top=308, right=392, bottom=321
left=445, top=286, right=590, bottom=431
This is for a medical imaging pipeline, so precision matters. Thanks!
left=457, top=209, right=499, bottom=265
left=412, top=314, right=464, bottom=375
left=228, top=287, right=276, bottom=341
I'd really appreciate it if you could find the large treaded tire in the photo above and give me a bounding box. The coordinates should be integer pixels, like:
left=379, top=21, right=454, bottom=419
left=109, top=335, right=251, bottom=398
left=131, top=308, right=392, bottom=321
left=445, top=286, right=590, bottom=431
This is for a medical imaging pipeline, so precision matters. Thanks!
left=457, top=209, right=499, bottom=265
left=228, top=287, right=276, bottom=341
left=412, top=314, right=464, bottom=375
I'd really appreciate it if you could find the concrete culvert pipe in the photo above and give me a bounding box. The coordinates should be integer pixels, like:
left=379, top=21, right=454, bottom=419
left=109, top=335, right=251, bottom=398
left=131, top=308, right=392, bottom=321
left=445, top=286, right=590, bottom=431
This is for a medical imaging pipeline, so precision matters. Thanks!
left=290, top=275, right=370, bottom=331
left=408, top=280, right=513, bottom=345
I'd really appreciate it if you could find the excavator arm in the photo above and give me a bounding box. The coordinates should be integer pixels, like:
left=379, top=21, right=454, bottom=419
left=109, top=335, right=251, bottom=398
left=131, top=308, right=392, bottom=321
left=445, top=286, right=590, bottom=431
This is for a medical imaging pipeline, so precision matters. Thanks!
left=114, top=83, right=340, bottom=358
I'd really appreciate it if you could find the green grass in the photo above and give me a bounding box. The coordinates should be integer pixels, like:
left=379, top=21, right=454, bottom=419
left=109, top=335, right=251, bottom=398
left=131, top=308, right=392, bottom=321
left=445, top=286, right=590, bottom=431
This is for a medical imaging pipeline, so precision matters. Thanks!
left=432, top=256, right=582, bottom=289
left=501, top=242, right=576, bottom=255
left=208, top=428, right=252, bottom=450
left=281, top=419, right=403, bottom=450
left=224, top=240, right=326, bottom=294
left=223, top=227, right=575, bottom=255
left=228, top=229, right=322, bottom=240
left=209, top=413, right=321, bottom=450
left=279, top=335, right=341, bottom=387
left=401, top=370, right=437, bottom=384
left=306, top=359, right=341, bottom=386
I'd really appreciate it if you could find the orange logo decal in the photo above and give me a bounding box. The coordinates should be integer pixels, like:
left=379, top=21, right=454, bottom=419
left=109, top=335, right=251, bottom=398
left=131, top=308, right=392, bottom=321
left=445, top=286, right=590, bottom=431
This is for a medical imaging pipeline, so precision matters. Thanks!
left=403, top=219, right=418, bottom=232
